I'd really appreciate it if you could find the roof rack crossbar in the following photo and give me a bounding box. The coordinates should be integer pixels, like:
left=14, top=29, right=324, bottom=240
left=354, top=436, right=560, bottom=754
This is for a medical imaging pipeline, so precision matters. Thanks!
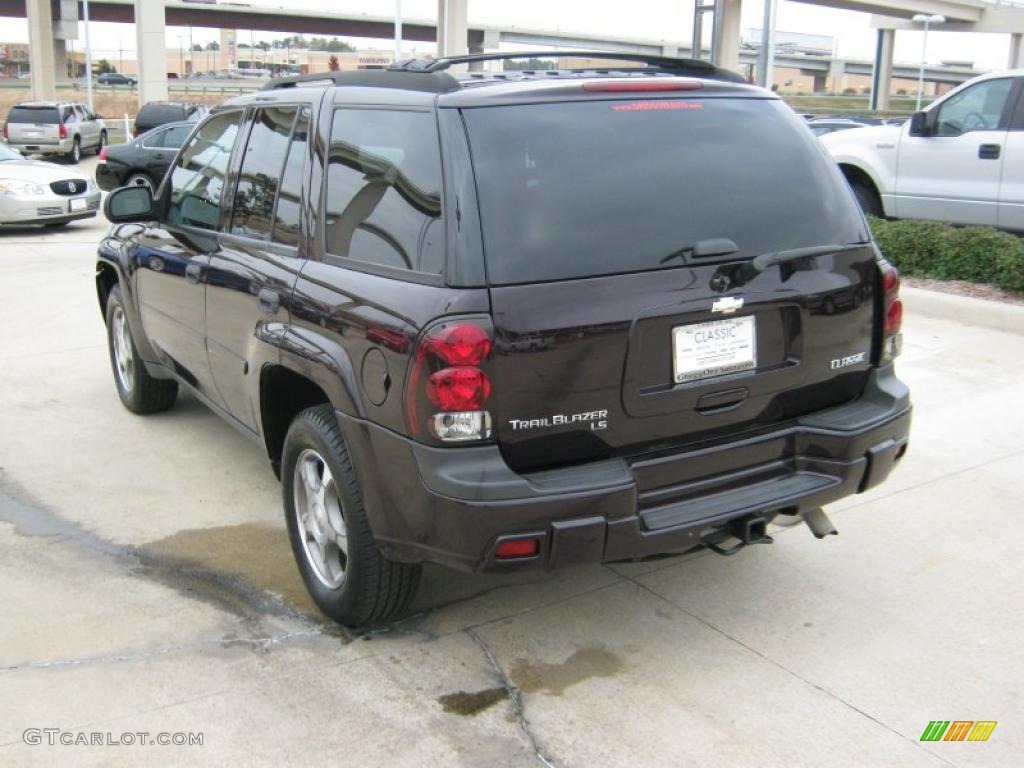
left=261, top=68, right=460, bottom=93
left=389, top=50, right=745, bottom=82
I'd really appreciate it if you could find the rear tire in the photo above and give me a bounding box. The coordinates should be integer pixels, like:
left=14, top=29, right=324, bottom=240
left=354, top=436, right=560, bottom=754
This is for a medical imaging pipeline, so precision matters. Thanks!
left=67, top=137, right=81, bottom=164
left=850, top=180, right=882, bottom=217
left=96, top=130, right=107, bottom=154
left=282, top=404, right=421, bottom=627
left=126, top=173, right=155, bottom=193
left=105, top=285, right=178, bottom=414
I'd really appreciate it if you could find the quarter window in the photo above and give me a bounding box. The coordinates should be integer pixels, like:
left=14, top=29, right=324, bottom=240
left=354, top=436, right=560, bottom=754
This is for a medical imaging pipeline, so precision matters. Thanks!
left=324, top=109, right=443, bottom=274
left=166, top=111, right=242, bottom=231
left=935, top=78, right=1013, bottom=136
left=230, top=106, right=296, bottom=239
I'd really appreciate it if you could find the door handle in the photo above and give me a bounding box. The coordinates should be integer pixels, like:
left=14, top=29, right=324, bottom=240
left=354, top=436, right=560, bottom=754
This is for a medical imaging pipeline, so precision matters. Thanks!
left=979, top=143, right=1001, bottom=160
left=185, top=263, right=203, bottom=284
left=257, top=288, right=280, bottom=315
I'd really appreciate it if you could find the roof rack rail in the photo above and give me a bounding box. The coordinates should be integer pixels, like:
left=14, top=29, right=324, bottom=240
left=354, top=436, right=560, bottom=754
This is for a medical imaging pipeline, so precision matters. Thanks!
left=389, top=50, right=746, bottom=83
left=261, top=68, right=459, bottom=93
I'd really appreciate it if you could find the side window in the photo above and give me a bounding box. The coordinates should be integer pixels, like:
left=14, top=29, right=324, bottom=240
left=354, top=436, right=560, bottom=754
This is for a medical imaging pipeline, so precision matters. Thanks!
left=324, top=108, right=443, bottom=274
left=166, top=111, right=242, bottom=231
left=936, top=78, right=1013, bottom=136
left=162, top=124, right=193, bottom=149
left=272, top=107, right=310, bottom=246
left=142, top=127, right=168, bottom=148
left=62, top=106, right=75, bottom=123
left=229, top=106, right=296, bottom=239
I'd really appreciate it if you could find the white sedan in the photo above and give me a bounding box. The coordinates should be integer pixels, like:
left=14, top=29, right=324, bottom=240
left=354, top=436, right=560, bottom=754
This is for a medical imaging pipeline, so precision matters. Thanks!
left=0, top=144, right=101, bottom=227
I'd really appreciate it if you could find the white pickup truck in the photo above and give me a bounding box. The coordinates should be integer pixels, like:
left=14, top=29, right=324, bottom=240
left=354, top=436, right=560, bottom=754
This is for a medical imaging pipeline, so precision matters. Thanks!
left=821, top=70, right=1024, bottom=229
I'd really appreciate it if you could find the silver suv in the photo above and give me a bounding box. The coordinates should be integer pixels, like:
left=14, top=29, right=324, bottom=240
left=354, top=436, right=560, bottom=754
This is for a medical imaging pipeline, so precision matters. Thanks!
left=4, top=101, right=107, bottom=164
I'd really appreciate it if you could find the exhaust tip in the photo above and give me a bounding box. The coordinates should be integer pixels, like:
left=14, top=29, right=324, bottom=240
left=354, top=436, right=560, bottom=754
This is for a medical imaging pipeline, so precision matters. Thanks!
left=802, top=508, right=838, bottom=539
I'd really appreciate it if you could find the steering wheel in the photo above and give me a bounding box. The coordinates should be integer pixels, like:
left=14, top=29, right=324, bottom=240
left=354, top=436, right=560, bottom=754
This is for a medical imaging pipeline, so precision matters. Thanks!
left=961, top=111, right=989, bottom=131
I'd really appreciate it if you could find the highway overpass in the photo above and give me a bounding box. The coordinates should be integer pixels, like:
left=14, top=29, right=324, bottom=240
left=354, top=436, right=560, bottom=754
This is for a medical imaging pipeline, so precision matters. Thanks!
left=10, top=0, right=1024, bottom=107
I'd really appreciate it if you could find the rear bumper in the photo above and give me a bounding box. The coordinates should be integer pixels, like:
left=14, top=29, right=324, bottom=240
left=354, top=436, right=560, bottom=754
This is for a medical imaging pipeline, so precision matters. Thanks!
left=9, top=138, right=72, bottom=155
left=339, top=365, right=911, bottom=573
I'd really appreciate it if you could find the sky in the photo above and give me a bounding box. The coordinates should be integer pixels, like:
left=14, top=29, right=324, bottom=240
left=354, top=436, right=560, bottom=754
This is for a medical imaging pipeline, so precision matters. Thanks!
left=7, top=0, right=1017, bottom=71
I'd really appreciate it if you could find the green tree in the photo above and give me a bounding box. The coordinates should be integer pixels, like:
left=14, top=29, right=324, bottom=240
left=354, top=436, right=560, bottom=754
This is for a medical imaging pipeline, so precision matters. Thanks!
left=95, top=59, right=114, bottom=74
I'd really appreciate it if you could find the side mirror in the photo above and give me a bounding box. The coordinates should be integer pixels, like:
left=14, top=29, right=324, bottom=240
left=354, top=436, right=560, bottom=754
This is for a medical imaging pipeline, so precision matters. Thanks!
left=909, top=111, right=932, bottom=137
left=104, top=185, right=154, bottom=223
left=94, top=113, right=104, bottom=119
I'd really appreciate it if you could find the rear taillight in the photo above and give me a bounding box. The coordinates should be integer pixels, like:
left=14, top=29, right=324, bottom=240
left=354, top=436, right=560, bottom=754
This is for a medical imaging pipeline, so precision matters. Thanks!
left=59, top=123, right=67, bottom=139
left=99, top=146, right=107, bottom=161
left=881, top=263, right=903, bottom=361
left=2, top=123, right=7, bottom=139
left=405, top=319, right=494, bottom=443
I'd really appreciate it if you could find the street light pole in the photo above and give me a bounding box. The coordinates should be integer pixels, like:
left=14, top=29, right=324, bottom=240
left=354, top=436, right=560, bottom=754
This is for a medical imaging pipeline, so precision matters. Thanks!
left=394, top=0, right=403, bottom=61
left=177, top=35, right=184, bottom=78
left=82, top=0, right=94, bottom=111
left=913, top=14, right=945, bottom=111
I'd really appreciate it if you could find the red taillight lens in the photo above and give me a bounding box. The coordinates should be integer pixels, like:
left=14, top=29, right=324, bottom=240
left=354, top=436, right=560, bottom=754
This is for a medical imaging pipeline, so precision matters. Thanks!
left=582, top=79, right=703, bottom=92
left=886, top=299, right=903, bottom=335
left=2, top=123, right=7, bottom=139
left=427, top=367, right=491, bottom=412
left=496, top=539, right=540, bottom=560
left=426, top=324, right=491, bottom=366
left=883, top=265, right=900, bottom=295
left=99, top=146, right=107, bottom=161
left=59, top=123, right=67, bottom=139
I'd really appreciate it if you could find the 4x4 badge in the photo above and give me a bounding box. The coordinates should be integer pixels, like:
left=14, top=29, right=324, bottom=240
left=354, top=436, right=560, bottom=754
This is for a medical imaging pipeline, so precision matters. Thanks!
left=711, top=296, right=744, bottom=314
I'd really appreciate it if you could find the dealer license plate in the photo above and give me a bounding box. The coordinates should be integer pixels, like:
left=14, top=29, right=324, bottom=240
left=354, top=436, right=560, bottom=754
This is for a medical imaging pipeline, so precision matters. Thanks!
left=672, top=316, right=757, bottom=384
left=69, top=197, right=87, bottom=212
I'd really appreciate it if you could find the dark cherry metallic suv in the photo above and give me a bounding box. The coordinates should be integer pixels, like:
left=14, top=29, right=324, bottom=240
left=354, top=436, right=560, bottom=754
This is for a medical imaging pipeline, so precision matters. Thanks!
left=96, top=52, right=911, bottom=627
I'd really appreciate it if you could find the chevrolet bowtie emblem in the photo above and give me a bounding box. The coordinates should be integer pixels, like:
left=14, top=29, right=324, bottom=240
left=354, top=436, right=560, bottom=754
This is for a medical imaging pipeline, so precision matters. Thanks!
left=711, top=296, right=744, bottom=314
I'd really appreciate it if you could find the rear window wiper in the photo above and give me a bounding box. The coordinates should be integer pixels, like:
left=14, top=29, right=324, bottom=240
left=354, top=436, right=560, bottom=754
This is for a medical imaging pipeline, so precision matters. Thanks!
left=660, top=238, right=739, bottom=264
left=734, top=243, right=865, bottom=284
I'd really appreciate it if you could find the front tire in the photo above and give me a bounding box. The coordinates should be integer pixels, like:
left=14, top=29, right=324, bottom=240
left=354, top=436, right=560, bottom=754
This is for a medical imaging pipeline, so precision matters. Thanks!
left=105, top=285, right=178, bottom=414
left=282, top=405, right=421, bottom=627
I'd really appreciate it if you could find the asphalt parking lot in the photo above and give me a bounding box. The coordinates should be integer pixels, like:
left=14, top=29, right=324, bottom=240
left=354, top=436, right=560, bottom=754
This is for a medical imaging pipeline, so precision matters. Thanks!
left=1, top=170, right=1022, bottom=766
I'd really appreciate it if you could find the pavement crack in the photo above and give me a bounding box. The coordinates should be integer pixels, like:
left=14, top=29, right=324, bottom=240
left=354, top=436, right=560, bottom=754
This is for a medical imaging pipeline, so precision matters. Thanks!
left=465, top=628, right=558, bottom=768
left=621, top=576, right=958, bottom=768
left=0, top=630, right=322, bottom=674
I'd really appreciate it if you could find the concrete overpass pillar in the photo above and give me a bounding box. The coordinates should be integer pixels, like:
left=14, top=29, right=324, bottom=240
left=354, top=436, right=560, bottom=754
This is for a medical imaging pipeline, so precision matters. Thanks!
left=1009, top=33, right=1023, bottom=69
left=869, top=28, right=894, bottom=112
left=26, top=0, right=57, bottom=100
left=711, top=0, right=743, bottom=74
left=55, top=0, right=79, bottom=80
left=135, top=0, right=168, bottom=105
left=828, top=59, right=846, bottom=94
left=437, top=0, right=469, bottom=58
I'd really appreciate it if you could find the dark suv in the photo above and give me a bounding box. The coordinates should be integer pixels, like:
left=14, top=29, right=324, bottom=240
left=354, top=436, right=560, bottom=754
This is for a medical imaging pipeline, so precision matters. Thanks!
left=96, top=52, right=911, bottom=627
left=133, top=101, right=209, bottom=137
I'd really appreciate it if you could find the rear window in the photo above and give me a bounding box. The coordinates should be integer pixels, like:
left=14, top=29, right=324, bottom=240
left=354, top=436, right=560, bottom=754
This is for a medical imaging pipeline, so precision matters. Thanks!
left=8, top=106, right=60, bottom=124
left=137, top=104, right=184, bottom=125
left=463, top=98, right=868, bottom=285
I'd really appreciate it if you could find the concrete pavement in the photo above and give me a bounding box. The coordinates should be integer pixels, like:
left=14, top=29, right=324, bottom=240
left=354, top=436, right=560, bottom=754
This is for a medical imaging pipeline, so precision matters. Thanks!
left=0, top=204, right=1021, bottom=766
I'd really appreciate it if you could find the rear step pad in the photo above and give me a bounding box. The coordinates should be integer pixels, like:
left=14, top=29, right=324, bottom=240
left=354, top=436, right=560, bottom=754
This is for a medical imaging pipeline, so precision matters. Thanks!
left=640, top=472, right=840, bottom=532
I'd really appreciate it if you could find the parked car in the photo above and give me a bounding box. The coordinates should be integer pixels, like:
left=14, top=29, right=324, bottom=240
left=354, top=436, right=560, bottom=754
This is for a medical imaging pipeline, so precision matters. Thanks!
left=133, top=101, right=209, bottom=138
left=96, top=52, right=911, bottom=627
left=822, top=70, right=1024, bottom=227
left=97, top=72, right=137, bottom=86
left=95, top=121, right=194, bottom=192
left=3, top=101, right=106, bottom=163
left=0, top=143, right=100, bottom=226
